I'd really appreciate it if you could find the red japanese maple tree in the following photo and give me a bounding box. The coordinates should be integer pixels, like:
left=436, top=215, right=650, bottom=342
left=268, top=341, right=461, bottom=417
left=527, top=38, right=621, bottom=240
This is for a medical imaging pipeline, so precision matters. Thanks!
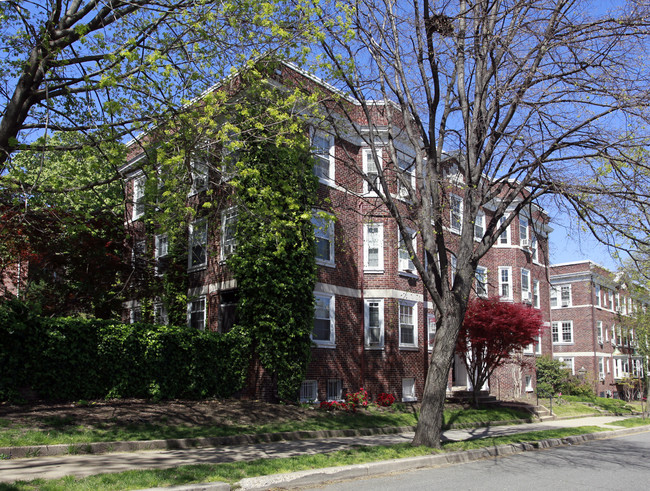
left=456, top=297, right=544, bottom=407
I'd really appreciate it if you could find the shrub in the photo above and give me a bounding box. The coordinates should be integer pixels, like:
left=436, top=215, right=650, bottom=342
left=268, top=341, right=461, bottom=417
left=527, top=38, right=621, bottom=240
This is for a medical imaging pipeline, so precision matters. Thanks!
left=0, top=301, right=250, bottom=402
left=376, top=393, right=396, bottom=407
left=345, top=387, right=369, bottom=412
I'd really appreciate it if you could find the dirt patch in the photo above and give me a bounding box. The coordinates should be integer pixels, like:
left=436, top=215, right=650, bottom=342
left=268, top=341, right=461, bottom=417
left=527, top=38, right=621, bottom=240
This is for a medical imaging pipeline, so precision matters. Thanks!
left=0, top=399, right=320, bottom=429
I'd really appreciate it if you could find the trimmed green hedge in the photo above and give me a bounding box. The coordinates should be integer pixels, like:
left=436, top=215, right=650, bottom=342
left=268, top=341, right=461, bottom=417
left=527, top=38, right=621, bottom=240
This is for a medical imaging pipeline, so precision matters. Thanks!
left=0, top=301, right=250, bottom=402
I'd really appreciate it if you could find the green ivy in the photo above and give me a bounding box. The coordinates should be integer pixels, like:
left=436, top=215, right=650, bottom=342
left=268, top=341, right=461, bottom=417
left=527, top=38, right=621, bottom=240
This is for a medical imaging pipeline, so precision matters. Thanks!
left=227, top=79, right=319, bottom=401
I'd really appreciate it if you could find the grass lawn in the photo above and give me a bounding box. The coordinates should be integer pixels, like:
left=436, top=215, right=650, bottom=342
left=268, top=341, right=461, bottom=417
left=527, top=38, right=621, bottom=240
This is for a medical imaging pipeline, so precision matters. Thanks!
left=0, top=426, right=606, bottom=491
left=0, top=405, right=531, bottom=448
left=606, top=417, right=650, bottom=428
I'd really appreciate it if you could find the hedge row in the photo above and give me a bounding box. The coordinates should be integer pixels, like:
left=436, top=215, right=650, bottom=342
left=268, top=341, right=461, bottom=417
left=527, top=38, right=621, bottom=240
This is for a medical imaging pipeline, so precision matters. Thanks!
left=0, top=301, right=250, bottom=402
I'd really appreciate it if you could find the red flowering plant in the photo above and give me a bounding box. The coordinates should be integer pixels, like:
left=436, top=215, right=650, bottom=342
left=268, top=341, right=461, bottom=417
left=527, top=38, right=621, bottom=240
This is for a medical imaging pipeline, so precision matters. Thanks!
left=345, top=387, right=369, bottom=412
left=319, top=400, right=350, bottom=411
left=375, top=393, right=396, bottom=407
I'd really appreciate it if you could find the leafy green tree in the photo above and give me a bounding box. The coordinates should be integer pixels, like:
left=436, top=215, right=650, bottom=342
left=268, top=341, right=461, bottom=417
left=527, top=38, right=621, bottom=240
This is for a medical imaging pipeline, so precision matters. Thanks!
left=536, top=356, right=568, bottom=399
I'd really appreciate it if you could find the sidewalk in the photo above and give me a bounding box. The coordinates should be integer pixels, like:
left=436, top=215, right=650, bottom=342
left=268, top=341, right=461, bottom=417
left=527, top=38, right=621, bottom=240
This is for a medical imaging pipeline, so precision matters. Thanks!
left=0, top=415, right=646, bottom=487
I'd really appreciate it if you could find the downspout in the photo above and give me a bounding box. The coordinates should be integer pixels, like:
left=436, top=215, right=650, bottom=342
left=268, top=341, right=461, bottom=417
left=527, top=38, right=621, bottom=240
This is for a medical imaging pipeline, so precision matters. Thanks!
left=590, top=272, right=598, bottom=394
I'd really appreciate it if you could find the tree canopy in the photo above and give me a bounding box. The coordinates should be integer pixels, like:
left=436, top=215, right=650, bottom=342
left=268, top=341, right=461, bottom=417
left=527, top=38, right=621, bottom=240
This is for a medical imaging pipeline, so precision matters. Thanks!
left=456, top=297, right=543, bottom=406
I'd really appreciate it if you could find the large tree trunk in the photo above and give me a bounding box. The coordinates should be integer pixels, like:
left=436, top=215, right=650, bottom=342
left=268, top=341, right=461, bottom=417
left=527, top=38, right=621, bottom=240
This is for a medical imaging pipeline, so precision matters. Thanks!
left=412, top=305, right=463, bottom=448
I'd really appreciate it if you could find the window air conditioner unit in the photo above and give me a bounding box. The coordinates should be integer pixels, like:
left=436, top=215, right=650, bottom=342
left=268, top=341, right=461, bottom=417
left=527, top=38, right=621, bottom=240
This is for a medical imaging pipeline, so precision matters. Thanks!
left=521, top=238, right=530, bottom=249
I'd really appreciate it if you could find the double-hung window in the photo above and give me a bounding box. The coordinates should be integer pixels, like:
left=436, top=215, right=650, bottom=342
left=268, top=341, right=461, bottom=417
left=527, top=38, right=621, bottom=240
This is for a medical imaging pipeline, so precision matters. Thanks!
left=498, top=216, right=509, bottom=244
left=189, top=153, right=209, bottom=195
left=363, top=147, right=382, bottom=194
left=398, top=228, right=417, bottom=274
left=397, top=155, right=415, bottom=199
left=552, top=321, right=573, bottom=344
left=533, top=280, right=540, bottom=308
left=364, top=299, right=384, bottom=348
left=594, top=284, right=601, bottom=307
left=188, top=220, right=208, bottom=270
left=550, top=285, right=571, bottom=308
left=132, top=176, right=146, bottom=220
left=596, top=321, right=603, bottom=344
left=327, top=379, right=342, bottom=401
left=154, top=234, right=168, bottom=275
left=399, top=301, right=417, bottom=348
left=427, top=312, right=437, bottom=350
left=313, top=293, right=335, bottom=347
left=474, top=211, right=485, bottom=240
left=475, top=266, right=488, bottom=297
left=519, top=216, right=529, bottom=246
left=221, top=207, right=237, bottom=260
left=312, top=130, right=335, bottom=182
left=364, top=223, right=384, bottom=272
left=499, top=266, right=512, bottom=300
left=521, top=268, right=531, bottom=303
left=555, top=356, right=575, bottom=375
left=312, top=212, right=335, bottom=267
left=154, top=301, right=168, bottom=325
left=450, top=195, right=463, bottom=233
left=188, top=296, right=206, bottom=330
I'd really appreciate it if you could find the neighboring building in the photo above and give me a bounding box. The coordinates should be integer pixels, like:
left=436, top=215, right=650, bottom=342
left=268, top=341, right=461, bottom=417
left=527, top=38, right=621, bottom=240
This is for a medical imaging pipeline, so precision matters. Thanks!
left=121, top=63, right=552, bottom=402
left=549, top=261, right=646, bottom=398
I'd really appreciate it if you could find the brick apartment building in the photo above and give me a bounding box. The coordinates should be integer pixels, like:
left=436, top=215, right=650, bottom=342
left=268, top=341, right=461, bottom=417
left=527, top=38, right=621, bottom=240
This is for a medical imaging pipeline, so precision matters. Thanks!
left=549, top=261, right=646, bottom=399
left=120, top=63, right=558, bottom=403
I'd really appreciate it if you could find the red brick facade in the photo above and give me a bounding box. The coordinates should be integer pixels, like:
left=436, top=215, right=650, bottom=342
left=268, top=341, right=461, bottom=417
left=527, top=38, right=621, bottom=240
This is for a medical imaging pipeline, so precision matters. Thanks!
left=122, top=64, right=557, bottom=403
left=549, top=261, right=645, bottom=399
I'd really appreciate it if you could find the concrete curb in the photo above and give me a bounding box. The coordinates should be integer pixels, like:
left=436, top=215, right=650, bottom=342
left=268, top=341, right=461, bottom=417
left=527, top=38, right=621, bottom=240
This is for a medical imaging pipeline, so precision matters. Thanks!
left=234, top=425, right=650, bottom=490
left=0, top=418, right=534, bottom=460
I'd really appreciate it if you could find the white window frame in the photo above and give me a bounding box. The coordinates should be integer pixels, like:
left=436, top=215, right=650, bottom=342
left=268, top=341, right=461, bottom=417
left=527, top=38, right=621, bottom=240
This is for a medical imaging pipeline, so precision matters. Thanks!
left=300, top=380, right=318, bottom=403
left=189, top=157, right=209, bottom=196
left=398, top=228, right=417, bottom=275
left=312, top=130, right=335, bottom=183
left=364, top=222, right=384, bottom=272
left=362, top=147, right=383, bottom=195
left=154, top=301, right=168, bottom=325
left=154, top=234, right=169, bottom=276
left=326, top=379, right=342, bottom=401
left=524, top=335, right=542, bottom=355
left=598, top=358, right=605, bottom=380
left=519, top=216, right=529, bottom=246
left=221, top=207, right=237, bottom=261
left=498, top=215, right=510, bottom=245
left=312, top=211, right=335, bottom=267
left=427, top=312, right=437, bottom=351
left=132, top=175, right=146, bottom=220
left=130, top=301, right=142, bottom=324
left=521, top=268, right=531, bottom=303
left=397, top=154, right=415, bottom=200
left=533, top=280, right=540, bottom=309
left=313, top=293, right=335, bottom=347
left=402, top=377, right=416, bottom=402
left=596, top=321, right=603, bottom=344
left=188, top=220, right=208, bottom=271
left=364, top=298, right=384, bottom=349
left=475, top=266, right=488, bottom=297
left=525, top=375, right=534, bottom=392
left=474, top=210, right=485, bottom=240
left=449, top=194, right=463, bottom=234
left=499, top=266, right=512, bottom=301
left=550, top=284, right=572, bottom=308
left=552, top=321, right=574, bottom=344
left=187, top=296, right=206, bottom=331
left=398, top=300, right=418, bottom=348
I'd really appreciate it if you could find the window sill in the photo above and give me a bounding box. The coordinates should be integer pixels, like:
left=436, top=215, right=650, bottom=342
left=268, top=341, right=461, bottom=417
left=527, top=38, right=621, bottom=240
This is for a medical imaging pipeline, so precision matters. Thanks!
left=364, top=269, right=385, bottom=274
left=552, top=342, right=574, bottom=346
left=365, top=346, right=384, bottom=351
left=398, top=271, right=419, bottom=279
left=402, top=397, right=417, bottom=402
left=188, top=265, right=207, bottom=273
left=316, top=259, right=336, bottom=268
left=399, top=345, right=419, bottom=351
left=313, top=342, right=336, bottom=349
